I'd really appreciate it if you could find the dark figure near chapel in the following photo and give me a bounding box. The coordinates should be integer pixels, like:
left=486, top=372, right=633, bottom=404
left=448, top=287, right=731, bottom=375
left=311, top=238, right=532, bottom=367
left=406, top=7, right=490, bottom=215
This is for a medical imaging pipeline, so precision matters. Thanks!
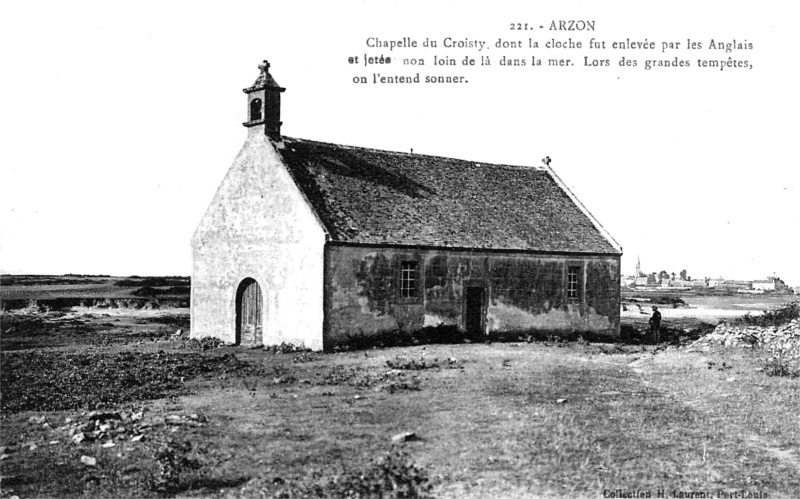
left=649, top=306, right=662, bottom=343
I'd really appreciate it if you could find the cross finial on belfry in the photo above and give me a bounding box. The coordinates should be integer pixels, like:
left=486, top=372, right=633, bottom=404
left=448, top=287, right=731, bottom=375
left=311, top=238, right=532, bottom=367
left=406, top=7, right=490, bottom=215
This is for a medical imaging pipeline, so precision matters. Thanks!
left=258, top=60, right=270, bottom=73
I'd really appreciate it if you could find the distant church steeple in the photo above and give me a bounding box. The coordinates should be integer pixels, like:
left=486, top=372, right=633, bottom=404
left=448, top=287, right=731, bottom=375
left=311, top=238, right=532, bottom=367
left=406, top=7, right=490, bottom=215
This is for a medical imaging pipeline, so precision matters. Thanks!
left=243, top=60, right=285, bottom=141
left=636, top=255, right=642, bottom=277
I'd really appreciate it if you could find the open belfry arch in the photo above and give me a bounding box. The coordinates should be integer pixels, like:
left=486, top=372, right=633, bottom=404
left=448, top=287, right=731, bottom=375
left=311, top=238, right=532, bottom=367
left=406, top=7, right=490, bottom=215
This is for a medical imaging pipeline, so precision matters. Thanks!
left=191, top=60, right=622, bottom=351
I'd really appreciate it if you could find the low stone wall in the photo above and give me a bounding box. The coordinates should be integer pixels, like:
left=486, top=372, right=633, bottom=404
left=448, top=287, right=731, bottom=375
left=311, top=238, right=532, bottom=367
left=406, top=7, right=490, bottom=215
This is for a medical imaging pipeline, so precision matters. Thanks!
left=690, top=319, right=800, bottom=360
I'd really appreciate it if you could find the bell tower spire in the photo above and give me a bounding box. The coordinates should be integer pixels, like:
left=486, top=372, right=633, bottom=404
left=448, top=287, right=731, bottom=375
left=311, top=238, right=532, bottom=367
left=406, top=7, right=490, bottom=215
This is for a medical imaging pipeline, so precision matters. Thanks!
left=243, top=60, right=285, bottom=141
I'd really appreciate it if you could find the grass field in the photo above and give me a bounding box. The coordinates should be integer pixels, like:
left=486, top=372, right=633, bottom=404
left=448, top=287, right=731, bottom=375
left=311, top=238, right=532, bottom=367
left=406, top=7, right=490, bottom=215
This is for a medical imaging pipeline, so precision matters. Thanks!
left=1, top=280, right=799, bottom=498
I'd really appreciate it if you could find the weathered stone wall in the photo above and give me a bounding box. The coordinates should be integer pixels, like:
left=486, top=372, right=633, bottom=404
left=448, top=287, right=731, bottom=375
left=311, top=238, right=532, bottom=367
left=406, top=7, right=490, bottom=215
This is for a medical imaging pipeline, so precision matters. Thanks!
left=691, top=319, right=800, bottom=360
left=324, top=245, right=620, bottom=347
left=191, top=128, right=327, bottom=350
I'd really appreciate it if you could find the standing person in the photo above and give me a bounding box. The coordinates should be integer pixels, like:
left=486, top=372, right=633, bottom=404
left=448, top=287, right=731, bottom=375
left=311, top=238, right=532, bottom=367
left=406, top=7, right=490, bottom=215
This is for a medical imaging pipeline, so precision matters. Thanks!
left=649, top=306, right=662, bottom=344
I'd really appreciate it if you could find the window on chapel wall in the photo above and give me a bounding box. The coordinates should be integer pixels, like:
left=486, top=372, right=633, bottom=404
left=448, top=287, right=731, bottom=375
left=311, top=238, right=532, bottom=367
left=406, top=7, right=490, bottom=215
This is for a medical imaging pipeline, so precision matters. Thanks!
left=400, top=261, right=419, bottom=298
left=250, top=98, right=262, bottom=121
left=567, top=266, right=581, bottom=302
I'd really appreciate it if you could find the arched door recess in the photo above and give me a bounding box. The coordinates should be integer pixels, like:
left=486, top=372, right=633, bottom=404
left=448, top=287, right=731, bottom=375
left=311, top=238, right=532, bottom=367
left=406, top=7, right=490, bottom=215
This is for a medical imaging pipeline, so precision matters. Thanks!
left=236, top=278, right=263, bottom=346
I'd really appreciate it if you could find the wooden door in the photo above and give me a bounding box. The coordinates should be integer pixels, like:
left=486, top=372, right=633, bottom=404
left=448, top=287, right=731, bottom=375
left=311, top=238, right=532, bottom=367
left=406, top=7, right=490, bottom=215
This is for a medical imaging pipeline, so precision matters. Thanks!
left=236, top=278, right=263, bottom=346
left=465, top=287, right=485, bottom=337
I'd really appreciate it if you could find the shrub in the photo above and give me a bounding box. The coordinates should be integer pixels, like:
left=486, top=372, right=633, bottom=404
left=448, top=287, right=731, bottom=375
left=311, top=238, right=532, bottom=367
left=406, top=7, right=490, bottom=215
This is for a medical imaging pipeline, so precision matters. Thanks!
left=145, top=438, right=243, bottom=495
left=114, top=279, right=141, bottom=287
left=649, top=296, right=687, bottom=307
left=336, top=325, right=464, bottom=352
left=382, top=376, right=421, bottom=393
left=320, top=365, right=364, bottom=386
left=148, top=314, right=190, bottom=327
left=764, top=357, right=800, bottom=379
left=132, top=286, right=159, bottom=297
left=188, top=336, right=225, bottom=351
left=325, top=449, right=432, bottom=498
left=131, top=285, right=190, bottom=297
left=292, top=352, right=317, bottom=363
left=386, top=356, right=439, bottom=370
left=270, top=342, right=311, bottom=354
left=148, top=438, right=205, bottom=494
left=269, top=365, right=298, bottom=385
left=115, top=277, right=190, bottom=288
left=247, top=449, right=433, bottom=498
left=731, top=301, right=799, bottom=328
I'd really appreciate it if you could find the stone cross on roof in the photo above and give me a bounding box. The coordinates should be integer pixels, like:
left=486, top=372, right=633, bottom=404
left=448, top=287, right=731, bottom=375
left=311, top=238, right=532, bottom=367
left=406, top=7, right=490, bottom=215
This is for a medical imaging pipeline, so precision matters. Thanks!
left=258, top=60, right=270, bottom=73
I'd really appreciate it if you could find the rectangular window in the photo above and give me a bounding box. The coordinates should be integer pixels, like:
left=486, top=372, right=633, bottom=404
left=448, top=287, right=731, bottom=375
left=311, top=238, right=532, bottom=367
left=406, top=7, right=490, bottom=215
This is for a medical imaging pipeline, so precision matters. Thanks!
left=567, top=266, right=581, bottom=301
left=400, top=261, right=418, bottom=298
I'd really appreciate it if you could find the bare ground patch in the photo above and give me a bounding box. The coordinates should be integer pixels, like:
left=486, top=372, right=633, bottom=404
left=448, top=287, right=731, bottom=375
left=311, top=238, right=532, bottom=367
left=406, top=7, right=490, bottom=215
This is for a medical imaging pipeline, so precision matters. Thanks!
left=2, top=306, right=800, bottom=497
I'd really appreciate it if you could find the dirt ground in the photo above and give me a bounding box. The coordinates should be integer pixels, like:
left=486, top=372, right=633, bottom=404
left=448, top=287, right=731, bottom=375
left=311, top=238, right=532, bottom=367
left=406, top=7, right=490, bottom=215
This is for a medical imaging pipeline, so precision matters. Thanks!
left=1, top=299, right=799, bottom=498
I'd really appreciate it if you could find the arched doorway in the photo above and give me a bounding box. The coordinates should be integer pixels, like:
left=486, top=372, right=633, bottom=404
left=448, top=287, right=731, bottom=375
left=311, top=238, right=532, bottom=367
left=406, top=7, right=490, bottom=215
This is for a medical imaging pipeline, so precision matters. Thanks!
left=235, top=278, right=263, bottom=346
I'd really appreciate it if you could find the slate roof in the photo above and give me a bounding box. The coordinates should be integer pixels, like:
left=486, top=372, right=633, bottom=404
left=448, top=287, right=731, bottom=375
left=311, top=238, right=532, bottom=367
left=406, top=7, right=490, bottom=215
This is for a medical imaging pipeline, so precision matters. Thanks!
left=248, top=71, right=282, bottom=90
left=278, top=137, right=620, bottom=255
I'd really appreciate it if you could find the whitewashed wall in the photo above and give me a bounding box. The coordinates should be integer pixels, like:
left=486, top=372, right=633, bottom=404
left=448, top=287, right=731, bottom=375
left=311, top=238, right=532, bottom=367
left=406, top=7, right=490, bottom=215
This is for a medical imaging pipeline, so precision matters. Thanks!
left=191, top=127, right=326, bottom=350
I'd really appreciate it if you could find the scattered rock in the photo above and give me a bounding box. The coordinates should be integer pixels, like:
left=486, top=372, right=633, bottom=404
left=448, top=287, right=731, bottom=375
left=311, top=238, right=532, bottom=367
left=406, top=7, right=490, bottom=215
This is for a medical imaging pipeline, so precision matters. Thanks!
left=556, top=399, right=568, bottom=404
left=72, top=433, right=85, bottom=444
left=80, top=455, right=97, bottom=466
left=165, top=415, right=184, bottom=425
left=27, top=416, right=46, bottom=425
left=690, top=319, right=800, bottom=362
left=391, top=431, right=416, bottom=444
left=88, top=411, right=121, bottom=422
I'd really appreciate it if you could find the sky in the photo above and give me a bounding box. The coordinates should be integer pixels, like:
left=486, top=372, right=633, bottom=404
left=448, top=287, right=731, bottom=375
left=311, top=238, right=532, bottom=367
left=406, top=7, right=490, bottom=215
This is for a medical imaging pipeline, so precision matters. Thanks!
left=1, top=1, right=798, bottom=285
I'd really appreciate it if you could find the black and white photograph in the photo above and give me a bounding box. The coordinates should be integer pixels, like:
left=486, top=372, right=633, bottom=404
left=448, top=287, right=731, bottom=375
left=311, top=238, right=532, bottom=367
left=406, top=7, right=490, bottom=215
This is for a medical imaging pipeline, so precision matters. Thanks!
left=1, top=1, right=798, bottom=497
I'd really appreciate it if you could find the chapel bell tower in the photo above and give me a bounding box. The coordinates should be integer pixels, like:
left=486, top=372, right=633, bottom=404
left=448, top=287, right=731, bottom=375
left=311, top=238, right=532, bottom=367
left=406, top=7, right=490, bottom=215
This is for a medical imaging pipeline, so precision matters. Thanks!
left=243, top=60, right=285, bottom=141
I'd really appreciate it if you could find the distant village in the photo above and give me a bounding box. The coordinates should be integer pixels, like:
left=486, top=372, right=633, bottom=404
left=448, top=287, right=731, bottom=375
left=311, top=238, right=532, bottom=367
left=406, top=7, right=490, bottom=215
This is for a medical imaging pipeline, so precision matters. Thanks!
left=622, top=258, right=796, bottom=294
